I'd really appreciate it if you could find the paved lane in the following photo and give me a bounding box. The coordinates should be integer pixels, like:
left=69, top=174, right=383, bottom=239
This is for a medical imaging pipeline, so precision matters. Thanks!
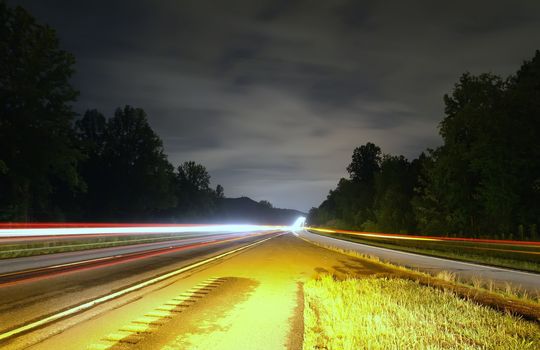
left=298, top=229, right=540, bottom=292
left=19, top=233, right=386, bottom=350
left=0, top=232, right=276, bottom=336
left=0, top=231, right=260, bottom=275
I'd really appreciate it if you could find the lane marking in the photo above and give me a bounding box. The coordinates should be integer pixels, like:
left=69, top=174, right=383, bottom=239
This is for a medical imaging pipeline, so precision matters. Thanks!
left=0, top=233, right=279, bottom=342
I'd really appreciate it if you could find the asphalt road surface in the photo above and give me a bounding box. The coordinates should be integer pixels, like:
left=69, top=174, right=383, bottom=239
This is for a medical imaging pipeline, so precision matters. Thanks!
left=1, top=230, right=539, bottom=349
left=298, top=229, right=540, bottom=292
left=0, top=231, right=264, bottom=276
left=0, top=232, right=387, bottom=350
left=0, top=231, right=279, bottom=345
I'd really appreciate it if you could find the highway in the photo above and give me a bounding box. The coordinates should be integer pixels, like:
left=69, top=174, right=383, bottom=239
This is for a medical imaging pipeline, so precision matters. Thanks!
left=298, top=229, right=540, bottom=293
left=0, top=229, right=282, bottom=348
left=0, top=227, right=539, bottom=349
left=0, top=231, right=269, bottom=280
left=0, top=231, right=387, bottom=350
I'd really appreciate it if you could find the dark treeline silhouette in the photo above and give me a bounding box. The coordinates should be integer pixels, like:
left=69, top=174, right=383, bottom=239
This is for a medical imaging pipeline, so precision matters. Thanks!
left=1, top=2, right=81, bottom=221
left=0, top=2, right=304, bottom=224
left=74, top=107, right=223, bottom=222
left=309, top=51, right=540, bottom=241
left=0, top=2, right=301, bottom=223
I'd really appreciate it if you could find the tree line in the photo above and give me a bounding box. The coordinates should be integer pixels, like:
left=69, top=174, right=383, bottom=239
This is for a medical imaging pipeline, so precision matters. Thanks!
left=309, top=51, right=540, bottom=240
left=0, top=2, right=222, bottom=222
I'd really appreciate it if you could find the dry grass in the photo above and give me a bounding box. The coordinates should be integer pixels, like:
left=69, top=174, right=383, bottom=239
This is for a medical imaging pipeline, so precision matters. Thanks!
left=436, top=270, right=457, bottom=283
left=311, top=240, right=540, bottom=304
left=303, top=275, right=540, bottom=350
left=300, top=238, right=540, bottom=321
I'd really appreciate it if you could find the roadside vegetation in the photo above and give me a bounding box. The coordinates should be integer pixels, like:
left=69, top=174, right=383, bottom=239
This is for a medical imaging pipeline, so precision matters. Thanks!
left=308, top=50, right=540, bottom=243
left=303, top=275, right=540, bottom=350
left=310, top=229, right=540, bottom=273
left=0, top=2, right=289, bottom=225
left=305, top=239, right=540, bottom=321
left=0, top=2, right=224, bottom=223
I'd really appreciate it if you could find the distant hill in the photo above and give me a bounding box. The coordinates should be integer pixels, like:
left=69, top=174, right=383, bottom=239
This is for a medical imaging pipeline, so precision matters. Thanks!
left=214, top=197, right=306, bottom=225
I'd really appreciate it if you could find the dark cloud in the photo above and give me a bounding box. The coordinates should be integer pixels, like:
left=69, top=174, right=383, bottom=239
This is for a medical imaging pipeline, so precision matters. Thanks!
left=11, top=0, right=540, bottom=211
left=255, top=0, right=299, bottom=22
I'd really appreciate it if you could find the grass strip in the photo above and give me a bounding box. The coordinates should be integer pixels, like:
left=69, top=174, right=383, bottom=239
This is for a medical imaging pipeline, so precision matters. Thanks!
left=303, top=275, right=540, bottom=350
left=302, top=238, right=540, bottom=321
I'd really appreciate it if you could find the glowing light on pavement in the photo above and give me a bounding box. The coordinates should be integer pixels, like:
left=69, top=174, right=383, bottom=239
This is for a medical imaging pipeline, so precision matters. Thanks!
left=292, top=216, right=306, bottom=228
left=0, top=234, right=279, bottom=342
left=290, top=217, right=306, bottom=236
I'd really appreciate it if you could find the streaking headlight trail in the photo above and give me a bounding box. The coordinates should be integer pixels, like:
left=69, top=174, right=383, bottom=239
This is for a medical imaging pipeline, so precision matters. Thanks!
left=291, top=216, right=306, bottom=236
left=0, top=223, right=289, bottom=238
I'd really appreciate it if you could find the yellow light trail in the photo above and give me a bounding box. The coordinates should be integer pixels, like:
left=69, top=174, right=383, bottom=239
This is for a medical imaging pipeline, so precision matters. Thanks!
left=307, top=227, right=540, bottom=250
left=307, top=227, right=442, bottom=241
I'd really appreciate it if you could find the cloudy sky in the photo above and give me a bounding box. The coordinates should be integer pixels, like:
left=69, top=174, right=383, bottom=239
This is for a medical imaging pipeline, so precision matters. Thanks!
left=13, top=0, right=540, bottom=211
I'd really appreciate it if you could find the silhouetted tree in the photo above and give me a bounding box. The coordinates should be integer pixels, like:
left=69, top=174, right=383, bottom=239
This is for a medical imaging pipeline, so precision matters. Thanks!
left=505, top=50, right=540, bottom=238
left=177, top=161, right=210, bottom=192
left=175, top=161, right=216, bottom=219
left=258, top=200, right=273, bottom=209
left=312, top=51, right=540, bottom=240
left=74, top=109, right=107, bottom=218
left=216, top=184, right=224, bottom=199
left=414, top=53, right=540, bottom=239
left=307, top=207, right=321, bottom=226
left=415, top=71, right=534, bottom=237
left=77, top=106, right=176, bottom=220
left=347, top=142, right=382, bottom=183
left=372, top=155, right=417, bottom=233
left=1, top=2, right=231, bottom=222
left=0, top=2, right=82, bottom=220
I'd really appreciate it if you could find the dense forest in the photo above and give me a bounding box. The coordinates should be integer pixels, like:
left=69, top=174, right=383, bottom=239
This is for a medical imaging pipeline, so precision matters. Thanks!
left=308, top=51, right=540, bottom=241
left=0, top=2, right=297, bottom=223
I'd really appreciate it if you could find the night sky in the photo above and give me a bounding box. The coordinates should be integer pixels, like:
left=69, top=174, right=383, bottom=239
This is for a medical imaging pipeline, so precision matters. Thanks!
left=12, top=1, right=540, bottom=211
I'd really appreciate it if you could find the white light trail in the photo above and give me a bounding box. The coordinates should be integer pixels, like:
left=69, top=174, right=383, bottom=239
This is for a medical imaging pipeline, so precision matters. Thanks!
left=0, top=224, right=288, bottom=238
left=290, top=216, right=306, bottom=236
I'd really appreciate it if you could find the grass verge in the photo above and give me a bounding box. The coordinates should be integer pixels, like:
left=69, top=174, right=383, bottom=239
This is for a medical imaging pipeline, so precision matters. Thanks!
left=301, top=238, right=540, bottom=321
left=303, top=275, right=540, bottom=350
